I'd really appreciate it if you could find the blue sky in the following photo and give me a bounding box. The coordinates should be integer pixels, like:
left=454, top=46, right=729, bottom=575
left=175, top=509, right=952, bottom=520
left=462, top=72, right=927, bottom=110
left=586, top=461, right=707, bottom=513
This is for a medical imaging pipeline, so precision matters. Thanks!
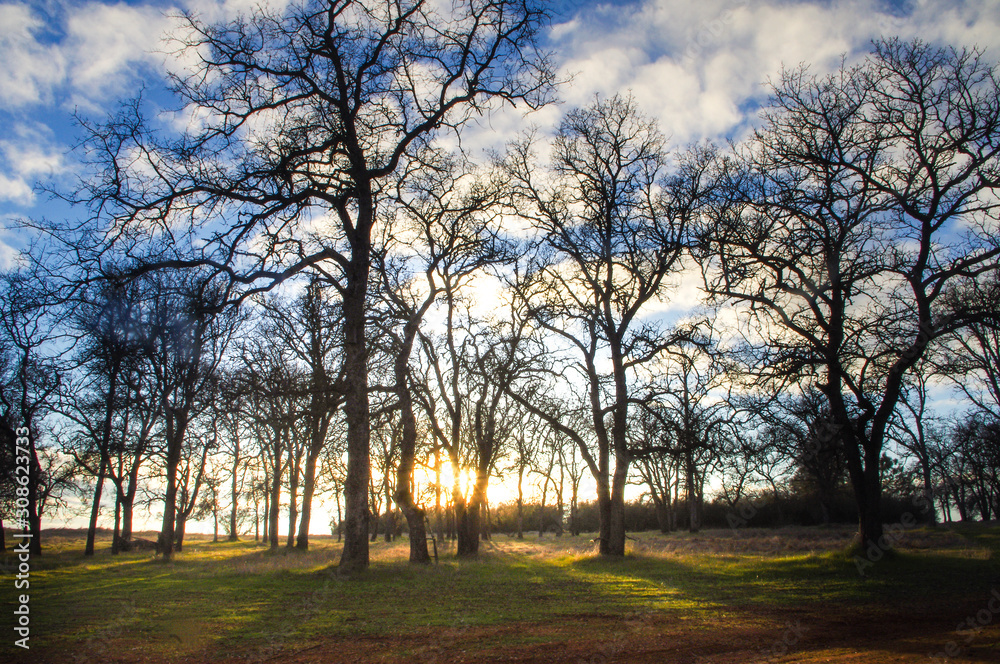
left=3, top=0, right=1000, bottom=271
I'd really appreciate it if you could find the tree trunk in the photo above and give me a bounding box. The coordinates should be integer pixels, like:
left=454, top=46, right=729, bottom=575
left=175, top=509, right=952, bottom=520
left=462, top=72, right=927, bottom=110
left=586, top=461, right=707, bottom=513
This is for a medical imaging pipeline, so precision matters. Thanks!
left=570, top=478, right=579, bottom=536
left=369, top=476, right=380, bottom=543
left=175, top=512, right=187, bottom=551
left=653, top=496, right=669, bottom=534
left=268, top=464, right=281, bottom=550
left=394, top=341, right=430, bottom=561
left=458, top=469, right=489, bottom=556
left=482, top=499, right=491, bottom=541
left=286, top=467, right=298, bottom=549
left=597, top=479, right=613, bottom=555
left=296, top=443, right=323, bottom=550
left=686, top=453, right=699, bottom=533
left=516, top=465, right=525, bottom=539
left=333, top=485, right=341, bottom=542
left=555, top=468, right=564, bottom=537
left=606, top=461, right=628, bottom=556
left=399, top=503, right=429, bottom=563
left=538, top=477, right=547, bottom=539
left=434, top=449, right=444, bottom=546
left=120, top=493, right=134, bottom=544
left=338, top=240, right=372, bottom=572
left=229, top=442, right=241, bottom=542
left=848, top=446, right=885, bottom=550
left=112, top=493, right=121, bottom=554
left=384, top=474, right=393, bottom=543
left=262, top=484, right=269, bottom=544
left=159, top=416, right=187, bottom=560
left=85, top=456, right=107, bottom=556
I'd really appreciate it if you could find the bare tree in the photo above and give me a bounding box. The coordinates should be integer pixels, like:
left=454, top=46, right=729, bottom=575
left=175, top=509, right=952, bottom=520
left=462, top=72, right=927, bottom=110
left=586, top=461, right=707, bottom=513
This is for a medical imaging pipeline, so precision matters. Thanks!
left=633, top=434, right=681, bottom=533
left=45, top=0, right=555, bottom=572
left=751, top=391, right=850, bottom=526
left=460, top=308, right=531, bottom=551
left=173, top=418, right=215, bottom=551
left=946, top=413, right=1000, bottom=520
left=937, top=318, right=1000, bottom=419
left=701, top=39, right=1000, bottom=550
left=236, top=331, right=305, bottom=550
left=217, top=372, right=248, bottom=541
left=508, top=418, right=540, bottom=540
left=146, top=274, right=236, bottom=559
left=640, top=329, right=731, bottom=532
left=0, top=272, right=64, bottom=555
left=373, top=149, right=500, bottom=560
left=887, top=362, right=948, bottom=521
left=58, top=276, right=152, bottom=555
left=258, top=280, right=344, bottom=550
left=503, top=95, right=711, bottom=555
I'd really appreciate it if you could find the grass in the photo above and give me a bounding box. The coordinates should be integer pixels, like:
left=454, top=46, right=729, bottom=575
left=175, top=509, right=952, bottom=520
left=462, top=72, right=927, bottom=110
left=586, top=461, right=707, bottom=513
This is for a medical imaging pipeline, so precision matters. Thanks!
left=2, top=524, right=999, bottom=663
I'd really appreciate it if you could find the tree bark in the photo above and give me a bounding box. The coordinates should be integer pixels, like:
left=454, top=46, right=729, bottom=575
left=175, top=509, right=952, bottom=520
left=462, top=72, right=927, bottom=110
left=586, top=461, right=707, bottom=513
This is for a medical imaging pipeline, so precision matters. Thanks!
left=85, top=456, right=107, bottom=556
left=159, top=414, right=187, bottom=560
left=516, top=465, right=525, bottom=539
left=261, top=480, right=269, bottom=544
left=229, top=438, right=240, bottom=541
left=607, top=457, right=629, bottom=555
left=393, top=327, right=431, bottom=561
left=456, top=474, right=489, bottom=557
left=296, top=446, right=322, bottom=550
left=268, top=457, right=281, bottom=550
left=112, top=493, right=121, bottom=554
left=120, top=492, right=134, bottom=544
left=175, top=512, right=188, bottom=551
left=338, top=231, right=372, bottom=572
left=286, top=451, right=299, bottom=549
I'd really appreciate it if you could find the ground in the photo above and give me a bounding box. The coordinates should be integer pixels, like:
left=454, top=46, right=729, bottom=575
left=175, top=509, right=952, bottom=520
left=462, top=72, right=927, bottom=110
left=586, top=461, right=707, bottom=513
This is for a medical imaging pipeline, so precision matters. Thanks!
left=2, top=524, right=999, bottom=663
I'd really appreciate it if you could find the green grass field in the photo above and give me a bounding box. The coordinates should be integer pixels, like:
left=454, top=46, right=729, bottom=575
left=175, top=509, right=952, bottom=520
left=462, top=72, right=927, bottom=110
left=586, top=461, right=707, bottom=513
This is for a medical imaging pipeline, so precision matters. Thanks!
left=3, top=524, right=1000, bottom=663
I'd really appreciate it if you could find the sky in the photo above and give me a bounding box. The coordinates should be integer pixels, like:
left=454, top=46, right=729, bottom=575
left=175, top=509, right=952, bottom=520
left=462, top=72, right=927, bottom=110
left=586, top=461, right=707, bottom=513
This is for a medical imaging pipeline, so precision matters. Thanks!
left=2, top=0, right=998, bottom=532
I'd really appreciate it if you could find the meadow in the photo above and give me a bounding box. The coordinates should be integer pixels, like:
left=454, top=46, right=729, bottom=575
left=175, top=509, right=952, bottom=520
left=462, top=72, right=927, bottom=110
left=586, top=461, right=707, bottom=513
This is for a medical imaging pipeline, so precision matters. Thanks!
left=2, top=524, right=999, bottom=663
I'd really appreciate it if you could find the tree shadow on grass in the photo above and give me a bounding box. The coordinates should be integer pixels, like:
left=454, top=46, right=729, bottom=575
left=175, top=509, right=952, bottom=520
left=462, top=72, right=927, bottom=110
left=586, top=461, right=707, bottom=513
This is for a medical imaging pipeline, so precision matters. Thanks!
left=10, top=527, right=1000, bottom=664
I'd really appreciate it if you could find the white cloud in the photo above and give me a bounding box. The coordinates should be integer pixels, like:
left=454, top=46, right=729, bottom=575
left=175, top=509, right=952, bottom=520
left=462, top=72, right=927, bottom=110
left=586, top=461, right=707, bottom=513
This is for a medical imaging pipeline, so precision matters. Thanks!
left=0, top=122, right=69, bottom=207
left=0, top=3, right=66, bottom=107
left=0, top=174, right=34, bottom=206
left=63, top=2, right=176, bottom=110
left=0, top=1, right=182, bottom=112
left=546, top=0, right=1000, bottom=146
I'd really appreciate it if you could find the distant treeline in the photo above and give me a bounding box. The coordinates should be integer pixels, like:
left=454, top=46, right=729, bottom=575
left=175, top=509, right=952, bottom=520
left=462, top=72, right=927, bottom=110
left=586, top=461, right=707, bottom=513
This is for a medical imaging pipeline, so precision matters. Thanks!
left=364, top=490, right=936, bottom=541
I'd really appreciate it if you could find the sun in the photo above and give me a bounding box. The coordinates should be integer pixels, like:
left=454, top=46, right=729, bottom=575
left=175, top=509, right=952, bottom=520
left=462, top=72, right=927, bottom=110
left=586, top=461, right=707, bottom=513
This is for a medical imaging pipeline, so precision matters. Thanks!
left=411, top=461, right=521, bottom=507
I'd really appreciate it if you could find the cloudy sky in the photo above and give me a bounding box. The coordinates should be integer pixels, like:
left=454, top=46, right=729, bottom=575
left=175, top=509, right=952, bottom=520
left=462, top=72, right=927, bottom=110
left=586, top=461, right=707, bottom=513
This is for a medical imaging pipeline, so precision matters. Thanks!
left=2, top=0, right=1000, bottom=269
